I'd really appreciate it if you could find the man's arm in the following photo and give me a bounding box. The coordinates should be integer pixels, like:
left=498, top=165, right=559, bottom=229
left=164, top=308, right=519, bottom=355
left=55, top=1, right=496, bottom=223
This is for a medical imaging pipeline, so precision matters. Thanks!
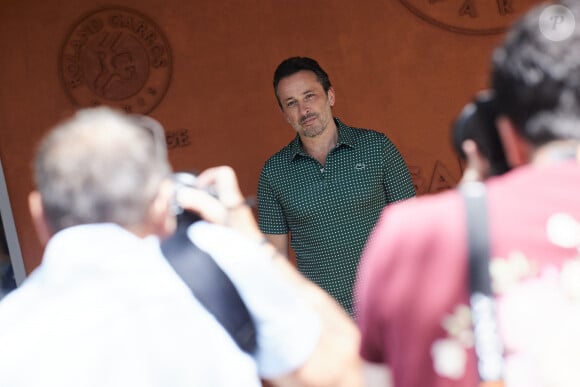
left=381, top=136, right=416, bottom=202
left=264, top=244, right=363, bottom=387
left=263, top=233, right=289, bottom=257
left=178, top=166, right=364, bottom=387
left=363, top=362, right=392, bottom=387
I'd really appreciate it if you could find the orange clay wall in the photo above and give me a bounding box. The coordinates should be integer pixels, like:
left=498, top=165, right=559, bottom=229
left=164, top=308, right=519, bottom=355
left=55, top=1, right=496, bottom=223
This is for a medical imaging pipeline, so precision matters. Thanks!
left=0, top=0, right=542, bottom=273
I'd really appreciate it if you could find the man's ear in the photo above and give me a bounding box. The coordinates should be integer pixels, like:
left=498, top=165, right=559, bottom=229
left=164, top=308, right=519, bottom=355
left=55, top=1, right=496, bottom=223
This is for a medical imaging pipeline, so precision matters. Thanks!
left=148, top=179, right=177, bottom=239
left=28, top=191, right=52, bottom=247
left=496, top=116, right=531, bottom=168
left=327, top=86, right=336, bottom=107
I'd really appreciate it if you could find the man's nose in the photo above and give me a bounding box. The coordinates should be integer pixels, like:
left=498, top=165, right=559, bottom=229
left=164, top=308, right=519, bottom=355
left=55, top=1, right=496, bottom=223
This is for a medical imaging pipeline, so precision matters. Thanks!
left=299, top=100, right=310, bottom=115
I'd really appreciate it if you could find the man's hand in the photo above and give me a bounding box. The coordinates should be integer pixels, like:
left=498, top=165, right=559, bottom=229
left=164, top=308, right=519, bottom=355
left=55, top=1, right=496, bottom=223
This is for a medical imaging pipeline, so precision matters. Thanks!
left=175, top=166, right=262, bottom=241
left=176, top=165, right=365, bottom=387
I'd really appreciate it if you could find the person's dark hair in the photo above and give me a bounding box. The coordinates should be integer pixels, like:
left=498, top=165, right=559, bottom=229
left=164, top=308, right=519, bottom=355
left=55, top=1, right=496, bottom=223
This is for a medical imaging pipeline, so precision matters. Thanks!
left=492, top=0, right=580, bottom=146
left=273, top=57, right=332, bottom=108
left=452, top=91, right=510, bottom=177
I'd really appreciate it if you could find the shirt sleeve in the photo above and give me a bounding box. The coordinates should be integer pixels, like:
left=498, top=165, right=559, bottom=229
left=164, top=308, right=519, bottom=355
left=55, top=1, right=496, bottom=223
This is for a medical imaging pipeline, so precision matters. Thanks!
left=356, top=211, right=392, bottom=364
left=356, top=202, right=424, bottom=366
left=356, top=192, right=476, bottom=386
left=257, top=165, right=289, bottom=235
left=188, top=222, right=321, bottom=378
left=381, top=136, right=416, bottom=203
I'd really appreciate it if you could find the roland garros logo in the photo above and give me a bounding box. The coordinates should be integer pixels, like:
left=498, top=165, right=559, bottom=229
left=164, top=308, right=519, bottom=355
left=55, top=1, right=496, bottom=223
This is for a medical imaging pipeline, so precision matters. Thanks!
left=60, top=7, right=172, bottom=114
left=398, top=0, right=540, bottom=35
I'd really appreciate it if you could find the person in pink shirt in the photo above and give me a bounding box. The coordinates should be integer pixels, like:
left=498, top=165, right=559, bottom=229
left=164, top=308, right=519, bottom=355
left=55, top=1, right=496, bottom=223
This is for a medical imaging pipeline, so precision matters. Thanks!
left=357, top=1, right=580, bottom=386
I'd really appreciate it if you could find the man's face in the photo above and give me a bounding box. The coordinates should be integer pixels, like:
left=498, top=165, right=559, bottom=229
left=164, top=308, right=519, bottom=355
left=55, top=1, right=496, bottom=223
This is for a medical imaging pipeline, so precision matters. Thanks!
left=276, top=70, right=335, bottom=138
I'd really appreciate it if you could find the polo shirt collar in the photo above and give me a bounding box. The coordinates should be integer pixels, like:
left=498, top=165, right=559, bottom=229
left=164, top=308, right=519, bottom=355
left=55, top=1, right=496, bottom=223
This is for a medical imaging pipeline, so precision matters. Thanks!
left=289, top=117, right=355, bottom=160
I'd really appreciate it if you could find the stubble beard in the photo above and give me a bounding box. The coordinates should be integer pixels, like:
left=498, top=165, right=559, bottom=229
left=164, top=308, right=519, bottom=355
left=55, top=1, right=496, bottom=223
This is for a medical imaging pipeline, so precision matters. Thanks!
left=301, top=125, right=325, bottom=138
left=297, top=113, right=326, bottom=138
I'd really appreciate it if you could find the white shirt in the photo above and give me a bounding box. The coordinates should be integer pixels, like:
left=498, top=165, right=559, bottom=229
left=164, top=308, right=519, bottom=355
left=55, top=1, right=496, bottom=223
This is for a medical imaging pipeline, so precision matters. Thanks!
left=0, top=222, right=320, bottom=386
left=188, top=221, right=321, bottom=377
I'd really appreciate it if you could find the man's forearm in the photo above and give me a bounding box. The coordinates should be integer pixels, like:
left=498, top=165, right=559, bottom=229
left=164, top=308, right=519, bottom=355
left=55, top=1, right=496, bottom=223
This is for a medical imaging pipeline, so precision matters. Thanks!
left=266, top=249, right=364, bottom=387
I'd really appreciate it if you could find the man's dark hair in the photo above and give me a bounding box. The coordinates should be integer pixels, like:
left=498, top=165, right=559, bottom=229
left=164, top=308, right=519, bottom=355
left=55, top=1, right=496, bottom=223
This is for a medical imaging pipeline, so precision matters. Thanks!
left=273, top=57, right=332, bottom=108
left=492, top=0, right=580, bottom=147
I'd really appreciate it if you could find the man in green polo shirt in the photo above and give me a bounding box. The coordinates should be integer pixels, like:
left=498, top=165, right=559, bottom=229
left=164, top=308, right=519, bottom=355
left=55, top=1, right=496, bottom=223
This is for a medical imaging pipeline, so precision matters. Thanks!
left=257, top=56, right=415, bottom=316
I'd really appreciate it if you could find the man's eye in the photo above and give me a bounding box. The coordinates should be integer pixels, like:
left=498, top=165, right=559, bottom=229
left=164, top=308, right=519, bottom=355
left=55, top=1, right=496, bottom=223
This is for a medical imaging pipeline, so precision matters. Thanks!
left=305, top=94, right=314, bottom=100
left=286, top=101, right=297, bottom=108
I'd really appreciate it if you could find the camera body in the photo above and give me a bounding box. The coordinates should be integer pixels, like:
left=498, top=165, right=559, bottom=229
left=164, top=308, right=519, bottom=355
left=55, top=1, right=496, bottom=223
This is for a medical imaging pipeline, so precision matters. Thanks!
left=171, top=172, right=218, bottom=226
left=452, top=91, right=511, bottom=177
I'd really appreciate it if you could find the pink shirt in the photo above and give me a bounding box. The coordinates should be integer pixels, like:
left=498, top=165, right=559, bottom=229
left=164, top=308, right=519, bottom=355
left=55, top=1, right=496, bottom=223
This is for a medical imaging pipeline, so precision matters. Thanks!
left=357, top=161, right=580, bottom=387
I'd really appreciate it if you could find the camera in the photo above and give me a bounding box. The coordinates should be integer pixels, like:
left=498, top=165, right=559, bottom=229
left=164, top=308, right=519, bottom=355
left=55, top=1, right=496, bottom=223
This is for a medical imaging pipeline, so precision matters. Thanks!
left=171, top=172, right=218, bottom=226
left=452, top=90, right=511, bottom=177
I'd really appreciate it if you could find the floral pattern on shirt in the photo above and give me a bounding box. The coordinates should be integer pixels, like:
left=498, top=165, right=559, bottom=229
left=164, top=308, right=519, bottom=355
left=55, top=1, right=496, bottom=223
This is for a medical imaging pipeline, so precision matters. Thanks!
left=432, top=212, right=580, bottom=386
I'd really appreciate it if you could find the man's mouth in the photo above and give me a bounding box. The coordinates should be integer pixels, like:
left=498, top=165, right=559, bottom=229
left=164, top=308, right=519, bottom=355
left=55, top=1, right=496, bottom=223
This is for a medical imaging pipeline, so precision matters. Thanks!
left=300, top=114, right=317, bottom=125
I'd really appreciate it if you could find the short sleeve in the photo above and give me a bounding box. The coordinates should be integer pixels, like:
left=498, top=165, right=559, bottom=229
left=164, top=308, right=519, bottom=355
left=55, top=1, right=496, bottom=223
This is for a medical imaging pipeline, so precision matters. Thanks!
left=188, top=222, right=321, bottom=378
left=356, top=211, right=392, bottom=364
left=381, top=136, right=416, bottom=203
left=356, top=191, right=476, bottom=387
left=257, top=165, right=289, bottom=235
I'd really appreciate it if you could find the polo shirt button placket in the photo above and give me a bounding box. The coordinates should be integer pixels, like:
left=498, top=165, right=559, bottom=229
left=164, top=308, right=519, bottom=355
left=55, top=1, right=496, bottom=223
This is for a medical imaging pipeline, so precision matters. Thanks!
left=319, top=163, right=328, bottom=185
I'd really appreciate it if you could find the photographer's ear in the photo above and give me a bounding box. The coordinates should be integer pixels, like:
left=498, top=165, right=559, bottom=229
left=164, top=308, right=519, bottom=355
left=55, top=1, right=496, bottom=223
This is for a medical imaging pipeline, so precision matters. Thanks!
left=496, top=116, right=532, bottom=168
left=28, top=191, right=52, bottom=247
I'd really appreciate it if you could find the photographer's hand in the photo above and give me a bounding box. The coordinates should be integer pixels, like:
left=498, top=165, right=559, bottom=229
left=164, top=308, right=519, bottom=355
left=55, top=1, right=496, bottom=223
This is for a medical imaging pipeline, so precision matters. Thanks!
left=175, top=166, right=262, bottom=242
left=177, top=165, right=364, bottom=387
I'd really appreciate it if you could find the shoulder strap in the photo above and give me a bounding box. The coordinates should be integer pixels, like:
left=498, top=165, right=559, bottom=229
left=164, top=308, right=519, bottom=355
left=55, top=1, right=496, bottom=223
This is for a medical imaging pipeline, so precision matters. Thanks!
left=160, top=221, right=257, bottom=355
left=461, top=183, right=493, bottom=296
left=459, top=183, right=504, bottom=386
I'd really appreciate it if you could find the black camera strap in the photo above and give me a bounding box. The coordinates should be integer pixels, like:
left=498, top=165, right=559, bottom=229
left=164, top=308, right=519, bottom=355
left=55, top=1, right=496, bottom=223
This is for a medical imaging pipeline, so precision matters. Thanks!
left=460, top=182, right=504, bottom=386
left=160, top=220, right=257, bottom=355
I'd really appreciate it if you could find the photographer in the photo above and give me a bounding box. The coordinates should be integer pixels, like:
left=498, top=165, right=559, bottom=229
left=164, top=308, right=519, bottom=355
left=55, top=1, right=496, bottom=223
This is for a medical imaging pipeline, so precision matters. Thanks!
left=174, top=165, right=364, bottom=387
left=0, top=107, right=362, bottom=387
left=356, top=1, right=580, bottom=386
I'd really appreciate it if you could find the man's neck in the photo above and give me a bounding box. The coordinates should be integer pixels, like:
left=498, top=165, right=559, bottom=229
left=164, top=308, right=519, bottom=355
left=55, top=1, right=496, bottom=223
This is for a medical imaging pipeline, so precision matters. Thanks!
left=531, top=140, right=580, bottom=166
left=300, top=120, right=339, bottom=165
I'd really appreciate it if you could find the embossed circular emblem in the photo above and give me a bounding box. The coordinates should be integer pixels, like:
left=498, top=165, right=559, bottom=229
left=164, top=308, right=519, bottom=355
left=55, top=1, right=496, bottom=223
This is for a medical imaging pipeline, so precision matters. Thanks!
left=60, top=7, right=172, bottom=114
left=398, top=0, right=541, bottom=35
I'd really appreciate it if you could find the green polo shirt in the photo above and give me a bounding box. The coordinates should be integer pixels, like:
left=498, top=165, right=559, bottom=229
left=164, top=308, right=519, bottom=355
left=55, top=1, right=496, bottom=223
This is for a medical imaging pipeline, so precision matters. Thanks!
left=257, top=118, right=415, bottom=316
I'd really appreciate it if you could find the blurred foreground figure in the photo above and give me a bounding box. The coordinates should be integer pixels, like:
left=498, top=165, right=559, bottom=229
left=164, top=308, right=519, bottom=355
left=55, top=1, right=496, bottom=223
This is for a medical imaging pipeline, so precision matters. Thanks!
left=357, top=1, right=580, bottom=386
left=0, top=107, right=362, bottom=387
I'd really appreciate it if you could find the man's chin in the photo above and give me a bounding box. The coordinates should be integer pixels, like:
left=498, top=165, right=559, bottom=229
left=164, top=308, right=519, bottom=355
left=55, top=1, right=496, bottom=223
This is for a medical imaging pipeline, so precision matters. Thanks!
left=300, top=126, right=324, bottom=138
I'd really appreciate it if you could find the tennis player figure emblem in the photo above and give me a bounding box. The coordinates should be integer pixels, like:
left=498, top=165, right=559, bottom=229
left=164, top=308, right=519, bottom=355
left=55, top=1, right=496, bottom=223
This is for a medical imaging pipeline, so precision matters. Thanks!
left=60, top=7, right=172, bottom=114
